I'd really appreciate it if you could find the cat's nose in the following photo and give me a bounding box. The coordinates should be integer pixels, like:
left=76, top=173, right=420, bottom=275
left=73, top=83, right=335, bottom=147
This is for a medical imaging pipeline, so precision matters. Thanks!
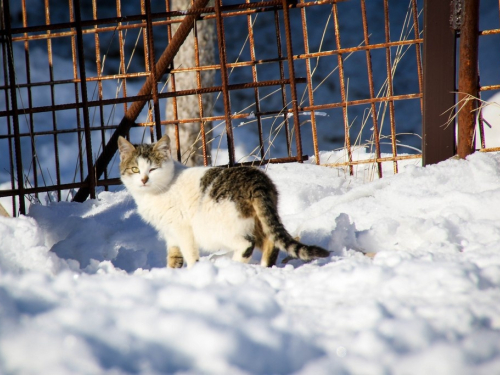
left=141, top=176, right=149, bottom=185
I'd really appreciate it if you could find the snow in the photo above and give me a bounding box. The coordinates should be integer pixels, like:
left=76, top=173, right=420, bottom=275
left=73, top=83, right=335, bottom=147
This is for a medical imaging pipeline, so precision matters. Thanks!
left=2, top=152, right=500, bottom=374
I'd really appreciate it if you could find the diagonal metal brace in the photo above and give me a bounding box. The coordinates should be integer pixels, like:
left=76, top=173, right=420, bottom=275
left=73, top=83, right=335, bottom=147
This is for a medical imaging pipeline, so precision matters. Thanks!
left=73, top=0, right=210, bottom=203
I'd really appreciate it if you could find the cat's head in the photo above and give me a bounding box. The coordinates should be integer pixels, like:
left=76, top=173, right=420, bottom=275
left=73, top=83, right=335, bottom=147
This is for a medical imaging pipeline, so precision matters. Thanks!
left=118, top=135, right=174, bottom=194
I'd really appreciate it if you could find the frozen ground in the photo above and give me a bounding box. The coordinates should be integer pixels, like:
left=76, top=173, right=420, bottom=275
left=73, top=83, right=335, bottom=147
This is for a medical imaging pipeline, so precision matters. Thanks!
left=1, top=151, right=500, bottom=374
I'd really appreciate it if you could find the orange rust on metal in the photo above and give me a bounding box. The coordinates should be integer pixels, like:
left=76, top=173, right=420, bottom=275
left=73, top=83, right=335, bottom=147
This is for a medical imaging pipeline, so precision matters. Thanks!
left=45, top=0, right=63, bottom=201
left=215, top=0, right=236, bottom=166
left=246, top=0, right=265, bottom=160
left=74, top=0, right=97, bottom=200
left=457, top=0, right=479, bottom=159
left=274, top=8, right=292, bottom=157
left=360, top=0, right=382, bottom=178
left=193, top=11, right=210, bottom=166
left=7, top=0, right=496, bottom=217
left=9, top=0, right=348, bottom=44
left=281, top=0, right=304, bottom=163
left=165, top=0, right=181, bottom=162
left=322, top=154, right=422, bottom=169
left=230, top=155, right=310, bottom=167
left=332, top=2, right=353, bottom=175
left=69, top=0, right=85, bottom=183
left=479, top=28, right=500, bottom=36
left=0, top=78, right=307, bottom=120
left=383, top=0, right=398, bottom=174
left=116, top=0, right=128, bottom=114
left=93, top=0, right=109, bottom=187
left=479, top=147, right=500, bottom=152
left=145, top=0, right=163, bottom=142
left=21, top=0, right=40, bottom=199
left=300, top=0, right=320, bottom=164
left=479, top=84, right=500, bottom=91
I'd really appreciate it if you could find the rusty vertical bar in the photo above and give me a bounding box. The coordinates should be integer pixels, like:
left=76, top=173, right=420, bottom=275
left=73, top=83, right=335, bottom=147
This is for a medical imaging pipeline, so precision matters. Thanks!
left=274, top=9, right=292, bottom=157
left=360, top=0, right=382, bottom=178
left=422, top=0, right=456, bottom=165
left=116, top=0, right=129, bottom=115
left=69, top=0, right=84, bottom=184
left=192, top=13, right=209, bottom=165
left=457, top=0, right=480, bottom=159
left=281, top=0, right=303, bottom=162
left=22, top=0, right=40, bottom=197
left=165, top=0, right=182, bottom=161
left=332, top=2, right=352, bottom=174
left=145, top=0, right=163, bottom=142
left=45, top=0, right=62, bottom=200
left=214, top=0, right=235, bottom=166
left=383, top=0, right=398, bottom=174
left=141, top=0, right=153, bottom=143
left=3, top=0, right=26, bottom=214
left=246, top=4, right=265, bottom=160
left=92, top=0, right=109, bottom=189
left=74, top=0, right=96, bottom=200
left=1, top=0, right=17, bottom=215
left=299, top=0, right=320, bottom=164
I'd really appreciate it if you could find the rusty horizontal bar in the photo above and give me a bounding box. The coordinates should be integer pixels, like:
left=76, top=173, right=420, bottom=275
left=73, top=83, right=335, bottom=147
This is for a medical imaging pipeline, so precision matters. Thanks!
left=301, top=93, right=422, bottom=111
left=6, top=0, right=344, bottom=42
left=0, top=124, right=120, bottom=140
left=479, top=84, right=500, bottom=91
left=0, top=72, right=151, bottom=90
left=151, top=92, right=422, bottom=125
left=478, top=147, right=500, bottom=152
left=322, top=153, right=422, bottom=168
left=0, top=36, right=423, bottom=93
left=479, top=29, right=500, bottom=36
left=0, top=154, right=311, bottom=198
left=1, top=91, right=422, bottom=139
left=231, top=155, right=309, bottom=167
left=0, top=178, right=122, bottom=199
left=0, top=77, right=306, bottom=118
left=0, top=90, right=421, bottom=134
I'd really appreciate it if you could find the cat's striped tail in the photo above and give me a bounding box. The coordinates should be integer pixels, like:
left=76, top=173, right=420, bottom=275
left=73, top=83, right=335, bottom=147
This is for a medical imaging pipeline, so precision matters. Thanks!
left=253, top=192, right=330, bottom=261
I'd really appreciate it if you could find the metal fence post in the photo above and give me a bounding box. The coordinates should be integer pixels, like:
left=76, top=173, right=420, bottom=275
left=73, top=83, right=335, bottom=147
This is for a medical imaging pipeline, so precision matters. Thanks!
left=422, top=0, right=457, bottom=165
left=457, top=0, right=480, bottom=159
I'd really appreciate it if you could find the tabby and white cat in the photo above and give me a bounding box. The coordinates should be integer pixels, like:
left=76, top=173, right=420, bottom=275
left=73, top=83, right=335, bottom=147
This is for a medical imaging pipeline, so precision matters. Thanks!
left=118, top=135, right=329, bottom=268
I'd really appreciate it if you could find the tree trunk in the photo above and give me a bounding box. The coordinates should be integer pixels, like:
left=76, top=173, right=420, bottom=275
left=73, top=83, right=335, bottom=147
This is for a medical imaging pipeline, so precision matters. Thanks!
left=166, top=0, right=215, bottom=166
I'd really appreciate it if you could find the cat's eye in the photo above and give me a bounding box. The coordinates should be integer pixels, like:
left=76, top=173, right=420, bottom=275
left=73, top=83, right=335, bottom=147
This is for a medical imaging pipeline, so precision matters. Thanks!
left=131, top=167, right=139, bottom=173
left=150, top=167, right=157, bottom=172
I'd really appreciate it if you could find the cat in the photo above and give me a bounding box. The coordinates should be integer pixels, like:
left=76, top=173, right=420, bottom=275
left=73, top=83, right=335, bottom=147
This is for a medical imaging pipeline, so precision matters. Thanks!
left=118, top=134, right=330, bottom=268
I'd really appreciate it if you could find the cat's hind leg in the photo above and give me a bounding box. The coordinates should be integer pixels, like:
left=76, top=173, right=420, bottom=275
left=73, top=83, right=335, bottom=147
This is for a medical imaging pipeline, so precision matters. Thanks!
left=260, top=237, right=279, bottom=267
left=231, top=236, right=255, bottom=264
left=167, top=246, right=184, bottom=268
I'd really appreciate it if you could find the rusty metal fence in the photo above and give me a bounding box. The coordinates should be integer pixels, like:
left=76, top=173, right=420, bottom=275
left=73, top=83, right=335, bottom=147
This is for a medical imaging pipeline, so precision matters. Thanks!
left=1, top=0, right=499, bottom=216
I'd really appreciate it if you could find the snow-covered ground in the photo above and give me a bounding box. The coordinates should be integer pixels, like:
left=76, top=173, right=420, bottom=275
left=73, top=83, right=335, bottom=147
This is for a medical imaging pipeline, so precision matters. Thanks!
left=1, top=151, right=500, bottom=375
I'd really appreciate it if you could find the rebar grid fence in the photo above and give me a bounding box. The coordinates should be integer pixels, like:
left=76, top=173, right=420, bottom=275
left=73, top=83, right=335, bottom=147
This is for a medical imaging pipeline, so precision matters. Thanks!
left=0, top=0, right=499, bottom=217
left=473, top=1, right=500, bottom=153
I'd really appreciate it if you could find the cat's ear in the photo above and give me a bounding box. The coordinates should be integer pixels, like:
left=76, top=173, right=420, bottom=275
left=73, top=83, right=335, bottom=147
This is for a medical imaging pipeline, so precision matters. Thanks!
left=153, top=135, right=171, bottom=157
left=117, top=136, right=135, bottom=160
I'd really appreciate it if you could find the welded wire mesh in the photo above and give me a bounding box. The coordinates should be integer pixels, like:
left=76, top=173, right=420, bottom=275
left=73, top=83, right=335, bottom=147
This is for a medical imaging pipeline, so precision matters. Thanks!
left=1, top=0, right=498, bottom=216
